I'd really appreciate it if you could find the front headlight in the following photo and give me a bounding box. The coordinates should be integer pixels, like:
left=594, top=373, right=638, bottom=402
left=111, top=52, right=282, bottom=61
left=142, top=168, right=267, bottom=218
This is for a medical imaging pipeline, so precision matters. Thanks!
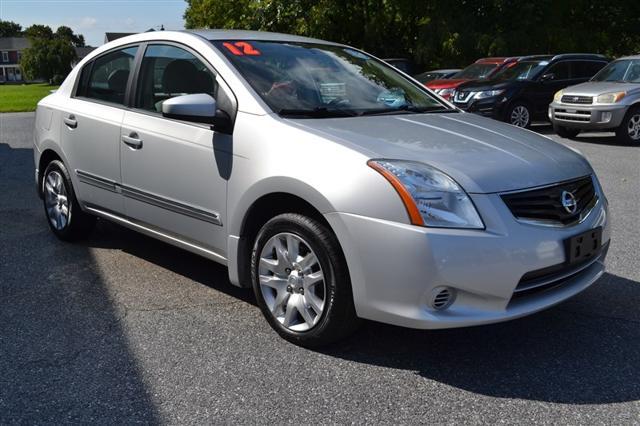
left=596, top=92, right=626, bottom=104
left=437, top=88, right=455, bottom=98
left=553, top=90, right=564, bottom=102
left=473, top=90, right=505, bottom=99
left=368, top=160, right=484, bottom=229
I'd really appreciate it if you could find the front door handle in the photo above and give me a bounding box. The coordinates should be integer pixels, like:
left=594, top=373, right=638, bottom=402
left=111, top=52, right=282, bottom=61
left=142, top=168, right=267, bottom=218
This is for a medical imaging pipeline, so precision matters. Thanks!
left=122, top=133, right=143, bottom=149
left=63, top=115, right=77, bottom=129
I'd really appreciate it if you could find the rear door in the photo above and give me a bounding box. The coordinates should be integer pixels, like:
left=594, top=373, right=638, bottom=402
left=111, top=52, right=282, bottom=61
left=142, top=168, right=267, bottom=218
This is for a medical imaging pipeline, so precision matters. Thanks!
left=119, top=43, right=231, bottom=255
left=61, top=45, right=139, bottom=213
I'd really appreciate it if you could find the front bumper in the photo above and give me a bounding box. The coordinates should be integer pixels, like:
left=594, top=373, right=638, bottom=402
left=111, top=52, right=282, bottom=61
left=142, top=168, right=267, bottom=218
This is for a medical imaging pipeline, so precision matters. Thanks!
left=324, top=191, right=610, bottom=330
left=549, top=101, right=627, bottom=130
left=453, top=96, right=509, bottom=119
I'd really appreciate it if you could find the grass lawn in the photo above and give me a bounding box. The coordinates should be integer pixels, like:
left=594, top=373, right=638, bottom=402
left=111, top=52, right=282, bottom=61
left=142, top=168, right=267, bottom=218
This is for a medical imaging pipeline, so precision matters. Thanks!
left=0, top=83, right=59, bottom=113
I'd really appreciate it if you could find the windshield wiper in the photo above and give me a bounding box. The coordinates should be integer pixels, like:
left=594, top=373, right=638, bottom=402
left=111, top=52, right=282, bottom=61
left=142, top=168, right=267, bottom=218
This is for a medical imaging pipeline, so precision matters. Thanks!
left=359, top=105, right=457, bottom=116
left=278, top=107, right=358, bottom=118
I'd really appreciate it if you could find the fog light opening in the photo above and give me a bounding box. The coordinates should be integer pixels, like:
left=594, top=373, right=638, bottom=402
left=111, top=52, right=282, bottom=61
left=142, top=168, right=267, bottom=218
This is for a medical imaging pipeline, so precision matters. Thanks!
left=430, top=287, right=456, bottom=311
left=600, top=111, right=612, bottom=123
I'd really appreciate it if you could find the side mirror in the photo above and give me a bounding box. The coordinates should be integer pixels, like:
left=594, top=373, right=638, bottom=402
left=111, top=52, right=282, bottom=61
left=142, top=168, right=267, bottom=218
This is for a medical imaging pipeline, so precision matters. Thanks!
left=540, top=73, right=556, bottom=82
left=162, top=93, right=232, bottom=133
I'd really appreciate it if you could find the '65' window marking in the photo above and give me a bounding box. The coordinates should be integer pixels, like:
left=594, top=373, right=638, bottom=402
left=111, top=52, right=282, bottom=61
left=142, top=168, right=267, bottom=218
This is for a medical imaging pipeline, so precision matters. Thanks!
left=222, top=41, right=261, bottom=56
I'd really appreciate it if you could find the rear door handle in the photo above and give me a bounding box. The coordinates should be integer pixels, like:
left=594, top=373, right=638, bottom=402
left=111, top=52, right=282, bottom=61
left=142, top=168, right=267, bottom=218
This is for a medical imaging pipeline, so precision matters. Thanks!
left=63, top=115, right=77, bottom=129
left=122, top=133, right=143, bottom=149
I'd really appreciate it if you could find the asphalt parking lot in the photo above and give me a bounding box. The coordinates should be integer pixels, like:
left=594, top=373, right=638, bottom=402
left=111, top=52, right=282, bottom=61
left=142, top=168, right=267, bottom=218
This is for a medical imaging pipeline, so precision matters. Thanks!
left=1, top=112, right=639, bottom=424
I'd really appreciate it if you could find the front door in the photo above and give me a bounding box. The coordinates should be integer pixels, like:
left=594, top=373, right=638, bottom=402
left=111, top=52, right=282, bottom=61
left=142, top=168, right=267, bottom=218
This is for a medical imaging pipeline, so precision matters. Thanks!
left=120, top=44, right=229, bottom=254
left=60, top=45, right=139, bottom=214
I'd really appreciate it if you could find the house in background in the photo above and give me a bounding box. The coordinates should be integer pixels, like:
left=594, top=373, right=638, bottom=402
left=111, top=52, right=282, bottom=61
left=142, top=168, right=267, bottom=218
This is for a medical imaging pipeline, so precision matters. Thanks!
left=72, top=46, right=96, bottom=68
left=104, top=32, right=135, bottom=44
left=0, top=37, right=29, bottom=82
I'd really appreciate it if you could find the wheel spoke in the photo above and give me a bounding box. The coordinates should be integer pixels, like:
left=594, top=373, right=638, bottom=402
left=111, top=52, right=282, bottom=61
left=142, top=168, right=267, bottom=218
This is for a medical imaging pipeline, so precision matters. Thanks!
left=305, top=292, right=324, bottom=315
left=259, top=274, right=287, bottom=290
left=298, top=252, right=317, bottom=272
left=272, top=289, right=290, bottom=316
left=283, top=297, right=298, bottom=327
left=304, top=270, right=324, bottom=289
left=274, top=237, right=291, bottom=269
left=297, top=298, right=316, bottom=327
left=259, top=257, right=280, bottom=274
left=286, top=234, right=300, bottom=264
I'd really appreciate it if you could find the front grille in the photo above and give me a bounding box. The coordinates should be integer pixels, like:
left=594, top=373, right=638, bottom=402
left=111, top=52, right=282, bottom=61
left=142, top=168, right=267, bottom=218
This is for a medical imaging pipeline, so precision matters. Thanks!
left=501, top=176, right=596, bottom=225
left=453, top=91, right=476, bottom=103
left=561, top=95, right=593, bottom=105
left=554, top=108, right=591, bottom=122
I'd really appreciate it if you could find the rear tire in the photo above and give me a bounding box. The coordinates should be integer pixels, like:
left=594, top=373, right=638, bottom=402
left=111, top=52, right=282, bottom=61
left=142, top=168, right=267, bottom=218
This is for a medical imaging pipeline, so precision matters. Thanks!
left=251, top=213, right=359, bottom=347
left=615, top=107, right=640, bottom=145
left=553, top=125, right=580, bottom=139
left=506, top=101, right=532, bottom=128
left=42, top=160, right=96, bottom=241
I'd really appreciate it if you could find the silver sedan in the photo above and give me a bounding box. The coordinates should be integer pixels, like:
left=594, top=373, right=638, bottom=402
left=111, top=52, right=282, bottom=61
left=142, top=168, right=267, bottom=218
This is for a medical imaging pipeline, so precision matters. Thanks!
left=33, top=30, right=610, bottom=346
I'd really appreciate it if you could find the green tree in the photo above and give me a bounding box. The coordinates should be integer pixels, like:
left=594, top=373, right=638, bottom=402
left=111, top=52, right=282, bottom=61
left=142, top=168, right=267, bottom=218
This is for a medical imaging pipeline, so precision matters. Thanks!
left=184, top=0, right=640, bottom=70
left=0, top=20, right=22, bottom=37
left=24, top=24, right=54, bottom=40
left=55, top=25, right=86, bottom=47
left=21, top=24, right=79, bottom=82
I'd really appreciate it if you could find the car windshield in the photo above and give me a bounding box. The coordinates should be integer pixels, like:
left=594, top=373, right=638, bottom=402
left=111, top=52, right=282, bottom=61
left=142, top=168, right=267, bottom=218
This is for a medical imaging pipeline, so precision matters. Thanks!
left=452, top=63, right=497, bottom=79
left=495, top=61, right=547, bottom=81
left=213, top=40, right=448, bottom=117
left=591, top=59, right=640, bottom=83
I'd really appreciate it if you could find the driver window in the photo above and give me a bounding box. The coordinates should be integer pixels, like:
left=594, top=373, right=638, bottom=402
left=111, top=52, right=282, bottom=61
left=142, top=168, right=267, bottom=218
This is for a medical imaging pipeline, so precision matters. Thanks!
left=135, top=44, right=217, bottom=112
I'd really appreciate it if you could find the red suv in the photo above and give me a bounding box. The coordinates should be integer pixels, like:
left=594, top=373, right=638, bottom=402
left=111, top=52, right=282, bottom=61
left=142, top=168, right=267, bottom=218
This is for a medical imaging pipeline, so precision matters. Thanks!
left=426, top=57, right=520, bottom=100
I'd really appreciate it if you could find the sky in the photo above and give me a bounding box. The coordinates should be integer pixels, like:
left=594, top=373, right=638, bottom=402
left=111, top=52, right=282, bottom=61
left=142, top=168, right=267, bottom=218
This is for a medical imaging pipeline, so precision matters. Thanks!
left=0, top=0, right=187, bottom=46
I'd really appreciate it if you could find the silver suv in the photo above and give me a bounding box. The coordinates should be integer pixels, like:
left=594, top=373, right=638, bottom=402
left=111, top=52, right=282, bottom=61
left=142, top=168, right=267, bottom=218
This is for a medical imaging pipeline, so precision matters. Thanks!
left=549, top=55, right=640, bottom=144
left=34, top=30, right=610, bottom=346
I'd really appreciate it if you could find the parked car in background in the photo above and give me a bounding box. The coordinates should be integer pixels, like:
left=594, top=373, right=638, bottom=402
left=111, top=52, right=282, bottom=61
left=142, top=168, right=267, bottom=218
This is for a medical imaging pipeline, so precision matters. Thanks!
left=426, top=57, right=520, bottom=100
left=34, top=30, right=610, bottom=347
left=549, top=55, right=640, bottom=144
left=453, top=54, right=609, bottom=128
left=414, top=69, right=461, bottom=84
left=383, top=58, right=415, bottom=75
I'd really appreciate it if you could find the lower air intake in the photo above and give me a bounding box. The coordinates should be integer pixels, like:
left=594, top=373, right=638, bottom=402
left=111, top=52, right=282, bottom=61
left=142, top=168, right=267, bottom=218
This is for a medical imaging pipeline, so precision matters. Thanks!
left=430, top=287, right=456, bottom=310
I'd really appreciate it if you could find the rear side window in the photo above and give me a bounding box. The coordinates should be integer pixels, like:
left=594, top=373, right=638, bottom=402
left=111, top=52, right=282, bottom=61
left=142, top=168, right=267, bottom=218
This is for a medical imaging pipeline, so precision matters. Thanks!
left=574, top=61, right=607, bottom=78
left=545, top=61, right=571, bottom=80
left=78, top=46, right=138, bottom=105
left=134, top=44, right=217, bottom=112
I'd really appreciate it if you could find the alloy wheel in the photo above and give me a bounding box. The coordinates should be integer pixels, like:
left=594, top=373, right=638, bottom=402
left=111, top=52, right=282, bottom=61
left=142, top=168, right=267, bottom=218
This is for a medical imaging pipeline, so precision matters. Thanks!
left=258, top=232, right=326, bottom=332
left=44, top=170, right=70, bottom=230
left=627, top=114, right=640, bottom=141
left=510, top=105, right=530, bottom=127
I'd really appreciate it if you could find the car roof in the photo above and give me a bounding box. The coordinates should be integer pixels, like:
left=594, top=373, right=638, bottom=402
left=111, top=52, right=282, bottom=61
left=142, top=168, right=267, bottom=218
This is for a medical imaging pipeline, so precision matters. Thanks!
left=185, top=29, right=342, bottom=46
left=423, top=69, right=460, bottom=73
left=615, top=54, right=640, bottom=61
left=475, top=57, right=520, bottom=64
left=517, top=53, right=607, bottom=63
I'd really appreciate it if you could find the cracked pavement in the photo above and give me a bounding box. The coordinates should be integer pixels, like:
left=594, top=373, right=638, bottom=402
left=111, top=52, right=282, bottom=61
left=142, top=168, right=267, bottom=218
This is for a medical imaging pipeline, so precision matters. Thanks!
left=1, top=112, right=639, bottom=424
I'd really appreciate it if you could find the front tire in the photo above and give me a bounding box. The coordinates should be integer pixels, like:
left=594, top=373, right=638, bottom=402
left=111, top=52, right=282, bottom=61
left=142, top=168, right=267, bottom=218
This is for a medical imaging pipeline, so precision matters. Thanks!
left=42, top=160, right=96, bottom=241
left=616, top=107, right=640, bottom=145
left=506, top=102, right=532, bottom=128
left=251, top=213, right=358, bottom=347
left=553, top=124, right=580, bottom=139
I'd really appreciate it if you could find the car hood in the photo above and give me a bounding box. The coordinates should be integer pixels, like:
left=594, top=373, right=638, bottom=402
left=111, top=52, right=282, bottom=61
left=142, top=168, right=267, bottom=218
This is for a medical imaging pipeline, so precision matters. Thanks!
left=562, top=81, right=640, bottom=97
left=426, top=78, right=469, bottom=89
left=287, top=112, right=592, bottom=194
